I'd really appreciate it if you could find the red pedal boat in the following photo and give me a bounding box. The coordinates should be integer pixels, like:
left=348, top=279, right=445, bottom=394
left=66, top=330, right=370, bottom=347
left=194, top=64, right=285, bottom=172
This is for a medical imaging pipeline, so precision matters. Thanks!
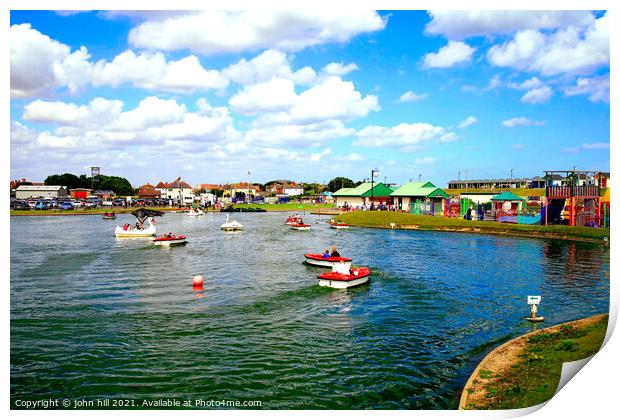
left=290, top=222, right=311, bottom=231
left=304, top=253, right=353, bottom=268
left=318, top=265, right=370, bottom=289
left=285, top=215, right=303, bottom=225
left=153, top=235, right=187, bottom=246
left=329, top=221, right=350, bottom=229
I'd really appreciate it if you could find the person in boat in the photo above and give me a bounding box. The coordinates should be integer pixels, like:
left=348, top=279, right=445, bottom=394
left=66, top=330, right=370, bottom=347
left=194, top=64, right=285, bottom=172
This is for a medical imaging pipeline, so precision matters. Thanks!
left=322, top=249, right=330, bottom=258
left=167, top=232, right=173, bottom=238
left=123, top=223, right=129, bottom=231
left=330, top=247, right=340, bottom=258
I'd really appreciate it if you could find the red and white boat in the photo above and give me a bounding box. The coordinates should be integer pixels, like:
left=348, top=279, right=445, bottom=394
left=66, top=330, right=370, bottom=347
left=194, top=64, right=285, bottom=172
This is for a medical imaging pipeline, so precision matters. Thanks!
left=285, top=215, right=303, bottom=225
left=317, top=262, right=370, bottom=289
left=304, top=253, right=353, bottom=268
left=153, top=235, right=187, bottom=246
left=102, top=212, right=116, bottom=220
left=290, top=222, right=311, bottom=231
left=329, top=220, right=350, bottom=229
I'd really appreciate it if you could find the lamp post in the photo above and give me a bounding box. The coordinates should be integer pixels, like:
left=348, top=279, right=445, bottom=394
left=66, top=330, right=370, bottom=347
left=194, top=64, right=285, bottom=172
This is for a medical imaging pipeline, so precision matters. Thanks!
left=370, top=168, right=380, bottom=209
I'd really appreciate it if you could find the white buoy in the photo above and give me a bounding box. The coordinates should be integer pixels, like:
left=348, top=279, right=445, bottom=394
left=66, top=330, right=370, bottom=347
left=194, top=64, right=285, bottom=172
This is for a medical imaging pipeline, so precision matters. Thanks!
left=526, top=295, right=544, bottom=322
left=390, top=223, right=396, bottom=230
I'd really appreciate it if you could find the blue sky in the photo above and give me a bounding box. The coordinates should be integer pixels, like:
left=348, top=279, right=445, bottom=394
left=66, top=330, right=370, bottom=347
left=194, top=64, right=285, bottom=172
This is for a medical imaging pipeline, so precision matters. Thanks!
left=10, top=10, right=610, bottom=187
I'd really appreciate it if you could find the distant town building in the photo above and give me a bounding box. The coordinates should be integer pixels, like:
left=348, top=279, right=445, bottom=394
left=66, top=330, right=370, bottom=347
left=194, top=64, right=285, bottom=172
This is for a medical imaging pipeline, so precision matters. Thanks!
left=15, top=185, right=68, bottom=199
left=594, top=172, right=610, bottom=188
left=137, top=183, right=161, bottom=199
left=223, top=182, right=260, bottom=197
left=69, top=188, right=92, bottom=199
left=155, top=177, right=194, bottom=204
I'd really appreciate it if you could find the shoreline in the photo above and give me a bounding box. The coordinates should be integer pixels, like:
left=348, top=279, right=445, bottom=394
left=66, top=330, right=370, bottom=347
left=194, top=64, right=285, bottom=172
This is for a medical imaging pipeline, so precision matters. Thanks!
left=459, top=313, right=608, bottom=410
left=334, top=212, right=609, bottom=244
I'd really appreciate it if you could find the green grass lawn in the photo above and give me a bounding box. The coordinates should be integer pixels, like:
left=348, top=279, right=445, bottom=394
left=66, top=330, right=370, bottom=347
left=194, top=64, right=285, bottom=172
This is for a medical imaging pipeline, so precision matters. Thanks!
left=471, top=315, right=608, bottom=409
left=335, top=211, right=609, bottom=241
left=232, top=203, right=335, bottom=211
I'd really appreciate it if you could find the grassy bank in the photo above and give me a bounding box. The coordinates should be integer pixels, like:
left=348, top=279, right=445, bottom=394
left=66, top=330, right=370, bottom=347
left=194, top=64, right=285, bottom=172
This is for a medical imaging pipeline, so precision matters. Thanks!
left=461, top=314, right=608, bottom=409
left=232, top=203, right=334, bottom=212
left=334, top=211, right=609, bottom=242
left=10, top=207, right=173, bottom=216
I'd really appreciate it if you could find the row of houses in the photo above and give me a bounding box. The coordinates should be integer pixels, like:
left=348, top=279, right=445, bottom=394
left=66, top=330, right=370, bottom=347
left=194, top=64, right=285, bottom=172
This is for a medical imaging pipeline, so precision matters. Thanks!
left=447, top=172, right=610, bottom=190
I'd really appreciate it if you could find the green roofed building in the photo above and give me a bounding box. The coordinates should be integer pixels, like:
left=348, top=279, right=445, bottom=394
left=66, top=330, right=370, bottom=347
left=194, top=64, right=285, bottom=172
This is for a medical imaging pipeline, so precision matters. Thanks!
left=332, top=182, right=394, bottom=208
left=389, top=181, right=449, bottom=215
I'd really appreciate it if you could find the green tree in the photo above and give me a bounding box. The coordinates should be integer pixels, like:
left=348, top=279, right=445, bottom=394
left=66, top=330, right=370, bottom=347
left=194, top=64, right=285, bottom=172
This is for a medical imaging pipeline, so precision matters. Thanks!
left=211, top=188, right=224, bottom=197
left=44, top=173, right=83, bottom=189
left=98, top=175, right=135, bottom=196
left=328, top=177, right=356, bottom=192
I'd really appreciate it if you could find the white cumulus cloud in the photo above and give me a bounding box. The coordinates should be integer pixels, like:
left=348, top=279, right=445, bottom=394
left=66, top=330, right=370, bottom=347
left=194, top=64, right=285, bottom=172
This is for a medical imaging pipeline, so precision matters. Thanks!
left=502, top=117, right=546, bottom=127
left=397, top=91, right=428, bottom=103
left=423, top=41, right=475, bottom=68
left=355, top=123, right=454, bottom=147
left=128, top=10, right=386, bottom=55
left=425, top=10, right=595, bottom=39
left=458, top=116, right=478, bottom=129
left=322, top=62, right=359, bottom=76
left=521, top=86, right=553, bottom=104
left=222, top=49, right=316, bottom=85
left=565, top=75, right=609, bottom=103
left=487, top=13, right=609, bottom=76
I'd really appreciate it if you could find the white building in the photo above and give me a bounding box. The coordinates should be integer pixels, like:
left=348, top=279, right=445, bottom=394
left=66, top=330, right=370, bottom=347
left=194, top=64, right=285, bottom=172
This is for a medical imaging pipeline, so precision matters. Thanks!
left=284, top=186, right=304, bottom=196
left=155, top=177, right=195, bottom=204
left=15, top=185, right=68, bottom=199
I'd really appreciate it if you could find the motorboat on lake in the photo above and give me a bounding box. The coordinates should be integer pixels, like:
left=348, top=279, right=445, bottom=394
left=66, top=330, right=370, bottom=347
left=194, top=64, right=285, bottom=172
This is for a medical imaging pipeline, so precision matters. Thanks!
left=304, top=253, right=353, bottom=268
left=220, top=214, right=244, bottom=231
left=153, top=235, right=187, bottom=246
left=102, top=212, right=116, bottom=219
left=317, top=262, right=370, bottom=289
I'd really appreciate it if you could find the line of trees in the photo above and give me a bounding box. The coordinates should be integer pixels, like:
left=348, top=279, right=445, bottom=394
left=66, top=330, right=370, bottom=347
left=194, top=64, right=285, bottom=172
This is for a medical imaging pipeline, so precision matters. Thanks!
left=44, top=173, right=135, bottom=196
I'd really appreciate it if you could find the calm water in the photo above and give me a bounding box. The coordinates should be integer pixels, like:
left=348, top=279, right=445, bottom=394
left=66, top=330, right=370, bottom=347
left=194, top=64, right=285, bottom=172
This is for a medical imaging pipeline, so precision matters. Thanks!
left=10, top=212, right=609, bottom=409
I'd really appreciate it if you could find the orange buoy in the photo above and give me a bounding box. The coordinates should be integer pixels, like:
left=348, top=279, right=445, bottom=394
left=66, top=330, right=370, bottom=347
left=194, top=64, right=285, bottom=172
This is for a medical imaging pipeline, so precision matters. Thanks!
left=192, top=275, right=204, bottom=287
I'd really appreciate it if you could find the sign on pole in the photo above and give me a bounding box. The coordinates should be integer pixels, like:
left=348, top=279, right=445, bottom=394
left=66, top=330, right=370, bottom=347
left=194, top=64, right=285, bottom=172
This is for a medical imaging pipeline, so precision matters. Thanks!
left=527, top=296, right=541, bottom=305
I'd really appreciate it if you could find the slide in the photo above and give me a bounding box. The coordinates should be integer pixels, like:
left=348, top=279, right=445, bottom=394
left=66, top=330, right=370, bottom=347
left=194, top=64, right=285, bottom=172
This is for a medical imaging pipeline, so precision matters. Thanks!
left=541, top=199, right=566, bottom=225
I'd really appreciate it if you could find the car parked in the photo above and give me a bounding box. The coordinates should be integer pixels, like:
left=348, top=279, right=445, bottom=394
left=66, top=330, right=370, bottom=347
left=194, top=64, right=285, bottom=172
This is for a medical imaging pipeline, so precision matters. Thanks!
left=11, top=201, right=31, bottom=210
left=113, top=199, right=125, bottom=206
left=34, top=201, right=47, bottom=210
left=59, top=202, right=74, bottom=210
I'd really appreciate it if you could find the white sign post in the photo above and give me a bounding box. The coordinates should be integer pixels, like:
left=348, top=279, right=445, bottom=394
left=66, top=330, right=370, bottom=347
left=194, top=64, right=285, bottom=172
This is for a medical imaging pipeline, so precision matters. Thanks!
left=526, top=295, right=544, bottom=322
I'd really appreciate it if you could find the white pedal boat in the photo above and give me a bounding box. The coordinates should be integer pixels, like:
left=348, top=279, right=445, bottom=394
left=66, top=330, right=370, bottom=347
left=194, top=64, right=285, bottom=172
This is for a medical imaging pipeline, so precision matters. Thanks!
left=188, top=208, right=204, bottom=216
left=115, top=217, right=157, bottom=237
left=304, top=253, right=353, bottom=268
left=153, top=235, right=187, bottom=246
left=317, top=262, right=370, bottom=289
left=221, top=214, right=244, bottom=231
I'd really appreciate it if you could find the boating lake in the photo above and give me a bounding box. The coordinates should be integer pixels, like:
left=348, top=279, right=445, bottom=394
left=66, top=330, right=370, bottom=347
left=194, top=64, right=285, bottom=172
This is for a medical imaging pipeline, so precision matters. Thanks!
left=10, top=212, right=610, bottom=409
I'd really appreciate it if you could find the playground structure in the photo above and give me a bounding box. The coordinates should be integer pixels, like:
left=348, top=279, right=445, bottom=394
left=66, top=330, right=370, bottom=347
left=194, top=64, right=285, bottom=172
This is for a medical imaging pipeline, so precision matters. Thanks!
left=542, top=170, right=602, bottom=227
